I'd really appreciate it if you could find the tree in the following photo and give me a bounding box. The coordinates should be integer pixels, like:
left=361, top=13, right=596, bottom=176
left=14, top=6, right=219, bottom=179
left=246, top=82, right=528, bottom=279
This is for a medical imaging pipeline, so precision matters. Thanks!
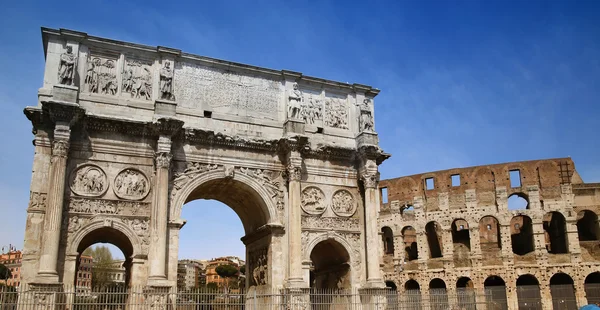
left=239, top=265, right=245, bottom=275
left=82, top=245, right=115, bottom=289
left=215, top=264, right=238, bottom=291
left=0, top=264, right=11, bottom=280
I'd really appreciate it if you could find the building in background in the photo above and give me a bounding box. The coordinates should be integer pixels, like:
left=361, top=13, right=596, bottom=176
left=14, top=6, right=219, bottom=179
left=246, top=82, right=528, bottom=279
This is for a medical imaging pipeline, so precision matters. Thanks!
left=106, top=260, right=126, bottom=285
left=177, top=259, right=200, bottom=290
left=75, top=255, right=93, bottom=294
left=0, top=250, right=22, bottom=287
left=205, top=257, right=244, bottom=288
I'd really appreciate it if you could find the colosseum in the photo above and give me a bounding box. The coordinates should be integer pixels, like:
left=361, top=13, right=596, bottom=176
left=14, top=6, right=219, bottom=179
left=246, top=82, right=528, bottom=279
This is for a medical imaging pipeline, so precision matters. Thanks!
left=378, top=157, right=600, bottom=309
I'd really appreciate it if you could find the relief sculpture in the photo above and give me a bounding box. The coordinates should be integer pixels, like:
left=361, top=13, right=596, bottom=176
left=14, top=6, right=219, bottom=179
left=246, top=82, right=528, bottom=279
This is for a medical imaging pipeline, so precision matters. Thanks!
left=70, top=165, right=108, bottom=197
left=122, top=58, right=153, bottom=100
left=84, top=56, right=118, bottom=95
left=238, top=167, right=284, bottom=211
left=301, top=97, right=323, bottom=124
left=288, top=82, right=304, bottom=120
left=324, top=98, right=349, bottom=129
left=159, top=61, right=175, bottom=101
left=302, top=216, right=360, bottom=231
left=69, top=198, right=124, bottom=215
left=58, top=46, right=76, bottom=85
left=172, top=162, right=219, bottom=190
left=249, top=247, right=268, bottom=286
left=114, top=169, right=150, bottom=200
left=301, top=187, right=326, bottom=215
left=29, top=192, right=47, bottom=210
left=358, top=98, right=374, bottom=132
left=331, top=190, right=357, bottom=217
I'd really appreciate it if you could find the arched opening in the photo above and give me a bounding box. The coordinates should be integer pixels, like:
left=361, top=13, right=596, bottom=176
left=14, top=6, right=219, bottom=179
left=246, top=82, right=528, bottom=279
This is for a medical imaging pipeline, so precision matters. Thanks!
left=404, top=280, right=422, bottom=308
left=429, top=278, right=448, bottom=310
left=549, top=273, right=577, bottom=310
left=381, top=226, right=395, bottom=255
left=309, top=239, right=351, bottom=290
left=402, top=226, right=418, bottom=262
left=516, top=274, right=542, bottom=310
left=543, top=212, right=569, bottom=254
left=479, top=216, right=502, bottom=265
left=456, top=277, right=476, bottom=310
left=451, top=219, right=471, bottom=267
left=386, top=281, right=398, bottom=307
left=508, top=193, right=529, bottom=210
left=426, top=222, right=443, bottom=258
left=73, top=227, right=134, bottom=308
left=511, top=215, right=535, bottom=256
left=585, top=272, right=600, bottom=305
left=577, top=210, right=600, bottom=241
left=484, top=276, right=508, bottom=310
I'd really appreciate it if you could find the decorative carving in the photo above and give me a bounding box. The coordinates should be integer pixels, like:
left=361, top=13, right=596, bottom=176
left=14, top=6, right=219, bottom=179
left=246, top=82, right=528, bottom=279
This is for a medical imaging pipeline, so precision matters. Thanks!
left=172, top=162, right=220, bottom=189
left=70, top=165, right=108, bottom=197
left=123, top=218, right=150, bottom=239
left=331, top=190, right=357, bottom=217
left=33, top=292, right=54, bottom=310
left=58, top=46, right=76, bottom=85
left=301, top=187, right=326, bottom=215
left=146, top=293, right=167, bottom=310
left=286, top=163, right=302, bottom=182
left=302, top=216, right=360, bottom=231
left=223, top=165, right=235, bottom=179
left=85, top=56, right=118, bottom=95
left=52, top=140, right=69, bottom=158
left=67, top=215, right=87, bottom=232
left=159, top=61, right=175, bottom=101
left=324, top=98, right=348, bottom=129
left=69, top=198, right=123, bottom=214
left=29, top=192, right=47, bottom=210
left=288, top=82, right=304, bottom=120
left=358, top=98, right=374, bottom=132
left=122, top=58, right=153, bottom=100
left=249, top=246, right=268, bottom=286
left=239, top=167, right=285, bottom=215
left=114, top=169, right=150, bottom=200
left=300, top=93, right=323, bottom=124
left=361, top=172, right=379, bottom=189
left=155, top=152, right=172, bottom=169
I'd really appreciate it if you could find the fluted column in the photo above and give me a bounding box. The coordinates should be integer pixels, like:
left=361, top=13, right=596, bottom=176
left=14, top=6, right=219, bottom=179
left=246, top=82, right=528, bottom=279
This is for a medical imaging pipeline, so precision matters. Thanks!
left=286, top=151, right=305, bottom=287
left=148, top=135, right=172, bottom=285
left=36, top=122, right=71, bottom=282
left=362, top=171, right=385, bottom=287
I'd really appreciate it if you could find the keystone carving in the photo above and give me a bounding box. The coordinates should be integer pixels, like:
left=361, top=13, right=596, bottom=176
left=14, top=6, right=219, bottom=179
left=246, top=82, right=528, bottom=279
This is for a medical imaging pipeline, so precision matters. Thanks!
left=331, top=190, right=357, bottom=217
left=301, top=187, right=326, bottom=215
left=114, top=169, right=150, bottom=200
left=172, top=162, right=220, bottom=190
left=70, top=165, right=108, bottom=197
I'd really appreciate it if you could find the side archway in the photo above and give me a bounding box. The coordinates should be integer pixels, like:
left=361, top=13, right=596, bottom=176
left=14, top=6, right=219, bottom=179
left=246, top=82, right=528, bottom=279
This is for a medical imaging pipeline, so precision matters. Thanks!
left=585, top=272, right=600, bottom=305
left=304, top=232, right=357, bottom=290
left=516, top=274, right=542, bottom=310
left=484, top=275, right=508, bottom=310
left=549, top=273, right=577, bottom=310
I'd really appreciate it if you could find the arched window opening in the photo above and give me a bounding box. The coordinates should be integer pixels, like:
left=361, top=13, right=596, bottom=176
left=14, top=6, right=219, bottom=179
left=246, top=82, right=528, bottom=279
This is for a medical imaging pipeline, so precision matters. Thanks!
left=516, top=275, right=542, bottom=310
left=549, top=273, right=577, bottom=310
left=405, top=279, right=420, bottom=291
left=386, top=280, right=398, bottom=307
left=508, top=193, right=529, bottom=210
left=479, top=216, right=502, bottom=265
left=452, top=219, right=471, bottom=267
left=456, top=277, right=476, bottom=310
left=585, top=272, right=600, bottom=305
left=426, top=222, right=443, bottom=258
left=385, top=281, right=397, bottom=290
left=309, top=239, right=351, bottom=290
left=402, top=226, right=418, bottom=261
left=511, top=215, right=535, bottom=255
left=429, top=279, right=448, bottom=310
left=404, top=280, right=422, bottom=308
left=484, top=276, right=508, bottom=310
left=381, top=226, right=395, bottom=255
left=577, top=210, right=600, bottom=241
left=543, top=212, right=569, bottom=254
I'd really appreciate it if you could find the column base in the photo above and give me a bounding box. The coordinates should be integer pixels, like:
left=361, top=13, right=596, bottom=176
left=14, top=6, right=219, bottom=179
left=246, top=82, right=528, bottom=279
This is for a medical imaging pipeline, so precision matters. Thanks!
left=147, top=277, right=171, bottom=287
left=286, top=277, right=308, bottom=288
left=34, top=272, right=60, bottom=284
left=144, top=285, right=172, bottom=309
left=359, top=287, right=388, bottom=309
left=364, top=279, right=386, bottom=288
left=22, top=282, right=64, bottom=309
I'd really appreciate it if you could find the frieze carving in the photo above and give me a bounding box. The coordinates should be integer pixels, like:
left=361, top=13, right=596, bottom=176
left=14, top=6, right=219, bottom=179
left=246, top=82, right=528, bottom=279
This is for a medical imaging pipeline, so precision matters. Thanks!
left=70, top=165, right=108, bottom=197
left=172, top=162, right=220, bottom=190
left=331, top=190, right=357, bottom=217
left=288, top=82, right=303, bottom=120
left=122, top=58, right=153, bottom=100
left=300, top=91, right=323, bottom=124
left=84, top=56, right=118, bottom=95
left=324, top=98, right=349, bottom=129
left=249, top=246, right=268, bottom=286
left=146, top=293, right=168, bottom=310
left=238, top=167, right=285, bottom=211
left=58, top=46, right=76, bottom=86
left=114, top=169, right=150, bottom=200
left=301, top=187, right=326, bottom=215
left=28, top=192, right=47, bottom=210
left=302, top=216, right=360, bottom=231
left=52, top=140, right=69, bottom=158
left=159, top=61, right=175, bottom=101
left=68, top=198, right=150, bottom=216
left=358, top=98, right=374, bottom=132
left=155, top=152, right=172, bottom=169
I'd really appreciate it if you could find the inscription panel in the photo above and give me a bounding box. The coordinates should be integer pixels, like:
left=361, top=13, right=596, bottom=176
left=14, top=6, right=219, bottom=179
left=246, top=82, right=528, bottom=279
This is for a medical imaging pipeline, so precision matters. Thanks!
left=174, top=62, right=282, bottom=120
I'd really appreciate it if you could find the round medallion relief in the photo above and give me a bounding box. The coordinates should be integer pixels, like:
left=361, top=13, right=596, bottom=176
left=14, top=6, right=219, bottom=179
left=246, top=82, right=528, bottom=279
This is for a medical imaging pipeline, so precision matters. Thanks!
left=301, top=187, right=326, bottom=215
left=331, top=190, right=357, bottom=217
left=69, top=164, right=108, bottom=197
left=113, top=168, right=150, bottom=200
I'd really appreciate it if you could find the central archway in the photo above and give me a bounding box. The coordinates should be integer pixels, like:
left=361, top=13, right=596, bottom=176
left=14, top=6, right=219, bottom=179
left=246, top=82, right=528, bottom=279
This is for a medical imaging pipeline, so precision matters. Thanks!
left=169, top=167, right=284, bottom=290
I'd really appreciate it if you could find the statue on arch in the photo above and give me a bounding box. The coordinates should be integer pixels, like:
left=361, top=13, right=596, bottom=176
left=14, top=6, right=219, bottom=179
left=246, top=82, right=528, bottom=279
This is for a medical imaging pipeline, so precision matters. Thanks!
left=58, top=46, right=76, bottom=85
left=159, top=61, right=174, bottom=100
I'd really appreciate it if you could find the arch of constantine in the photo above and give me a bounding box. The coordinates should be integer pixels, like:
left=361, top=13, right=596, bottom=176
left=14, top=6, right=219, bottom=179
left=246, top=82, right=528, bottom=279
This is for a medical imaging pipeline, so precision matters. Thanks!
left=18, top=28, right=600, bottom=308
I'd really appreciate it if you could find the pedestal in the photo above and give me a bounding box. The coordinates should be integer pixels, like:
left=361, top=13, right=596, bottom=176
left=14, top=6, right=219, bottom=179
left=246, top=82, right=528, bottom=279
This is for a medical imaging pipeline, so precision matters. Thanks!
left=284, top=118, right=305, bottom=135
left=356, top=131, right=379, bottom=146
left=360, top=288, right=388, bottom=310
left=19, top=283, right=63, bottom=310
left=154, top=99, right=177, bottom=116
left=52, top=84, right=79, bottom=103
left=285, top=288, right=310, bottom=310
left=143, top=286, right=171, bottom=310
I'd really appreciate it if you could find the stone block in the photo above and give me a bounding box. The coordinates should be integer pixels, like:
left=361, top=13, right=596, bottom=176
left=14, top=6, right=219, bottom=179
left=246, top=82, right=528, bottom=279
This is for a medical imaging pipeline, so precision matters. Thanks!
left=154, top=99, right=177, bottom=116
left=52, top=84, right=79, bottom=103
left=284, top=119, right=305, bottom=135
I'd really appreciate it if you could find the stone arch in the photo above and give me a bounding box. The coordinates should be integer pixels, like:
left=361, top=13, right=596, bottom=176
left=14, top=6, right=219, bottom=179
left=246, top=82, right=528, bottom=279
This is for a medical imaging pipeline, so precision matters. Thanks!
left=307, top=236, right=352, bottom=290
left=479, top=216, right=502, bottom=264
left=456, top=277, right=476, bottom=310
left=429, top=278, right=449, bottom=310
left=511, top=215, right=535, bottom=255
left=585, top=272, right=600, bottom=304
left=451, top=218, right=471, bottom=255
left=381, top=226, right=394, bottom=255
left=508, top=192, right=529, bottom=210
left=404, top=279, right=422, bottom=307
left=426, top=221, right=443, bottom=258
left=549, top=273, right=577, bottom=309
left=543, top=211, right=569, bottom=254
left=484, top=275, right=508, bottom=310
left=171, top=169, right=280, bottom=232
left=577, top=210, right=600, bottom=241
left=401, top=226, right=418, bottom=261
left=304, top=232, right=356, bottom=266
left=516, top=274, right=542, bottom=310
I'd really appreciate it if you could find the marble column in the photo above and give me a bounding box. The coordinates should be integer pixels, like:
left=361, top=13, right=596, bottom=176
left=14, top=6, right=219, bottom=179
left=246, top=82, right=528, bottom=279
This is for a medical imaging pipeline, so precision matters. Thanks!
left=148, top=135, right=172, bottom=285
left=36, top=122, right=71, bottom=282
left=362, top=171, right=385, bottom=287
left=286, top=153, right=305, bottom=287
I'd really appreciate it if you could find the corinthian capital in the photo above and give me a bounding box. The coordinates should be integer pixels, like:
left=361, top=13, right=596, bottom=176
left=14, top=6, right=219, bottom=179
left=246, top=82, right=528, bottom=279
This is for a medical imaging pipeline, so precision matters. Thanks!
left=155, top=152, right=172, bottom=169
left=286, top=163, right=302, bottom=182
left=52, top=140, right=69, bottom=158
left=361, top=172, right=379, bottom=189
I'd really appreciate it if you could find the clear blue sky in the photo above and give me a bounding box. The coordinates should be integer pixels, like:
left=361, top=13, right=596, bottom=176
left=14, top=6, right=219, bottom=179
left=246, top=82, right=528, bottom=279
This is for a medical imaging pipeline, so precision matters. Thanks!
left=1, top=0, right=599, bottom=260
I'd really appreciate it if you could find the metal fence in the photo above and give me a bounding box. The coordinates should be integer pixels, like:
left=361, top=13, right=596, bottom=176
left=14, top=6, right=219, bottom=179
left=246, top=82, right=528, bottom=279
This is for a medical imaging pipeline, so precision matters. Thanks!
left=1, top=285, right=501, bottom=309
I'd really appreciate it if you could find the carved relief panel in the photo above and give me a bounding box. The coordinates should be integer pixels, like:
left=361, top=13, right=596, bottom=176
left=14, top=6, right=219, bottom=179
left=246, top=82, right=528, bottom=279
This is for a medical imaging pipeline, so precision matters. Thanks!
left=248, top=246, right=268, bottom=286
left=69, top=165, right=108, bottom=197
left=324, top=96, right=349, bottom=129
left=84, top=54, right=119, bottom=95
left=114, top=169, right=150, bottom=200
left=301, top=187, right=326, bottom=215
left=28, top=192, right=47, bottom=211
left=122, top=57, right=153, bottom=101
left=331, top=190, right=357, bottom=217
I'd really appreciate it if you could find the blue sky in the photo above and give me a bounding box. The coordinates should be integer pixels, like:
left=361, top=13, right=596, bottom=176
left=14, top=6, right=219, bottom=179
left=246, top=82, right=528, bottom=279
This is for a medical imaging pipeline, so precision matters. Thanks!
left=1, top=0, right=599, bottom=260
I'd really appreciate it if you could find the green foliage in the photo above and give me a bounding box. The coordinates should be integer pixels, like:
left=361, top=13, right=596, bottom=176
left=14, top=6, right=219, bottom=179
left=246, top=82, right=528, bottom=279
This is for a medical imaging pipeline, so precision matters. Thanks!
left=239, top=265, right=245, bottom=274
left=82, top=245, right=116, bottom=289
left=215, top=264, right=238, bottom=278
left=0, top=264, right=11, bottom=280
